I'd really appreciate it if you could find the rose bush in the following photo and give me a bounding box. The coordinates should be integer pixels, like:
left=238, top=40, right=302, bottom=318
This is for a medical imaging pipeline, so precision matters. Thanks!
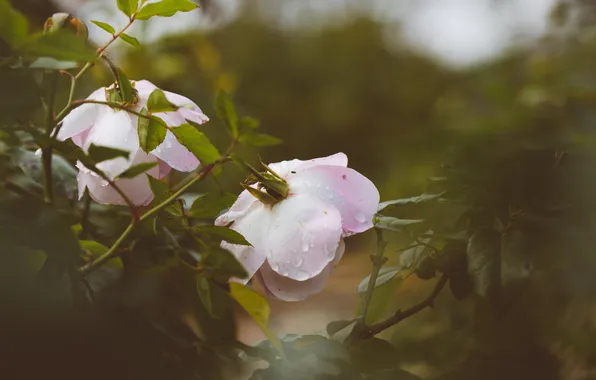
left=216, top=153, right=379, bottom=301
left=58, top=80, right=209, bottom=205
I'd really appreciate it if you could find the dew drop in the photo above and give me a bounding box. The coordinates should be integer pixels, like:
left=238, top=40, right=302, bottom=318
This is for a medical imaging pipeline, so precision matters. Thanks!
left=354, top=213, right=366, bottom=223
left=295, top=270, right=310, bottom=281
left=294, top=257, right=304, bottom=266
left=270, top=261, right=279, bottom=271
left=301, top=241, right=309, bottom=252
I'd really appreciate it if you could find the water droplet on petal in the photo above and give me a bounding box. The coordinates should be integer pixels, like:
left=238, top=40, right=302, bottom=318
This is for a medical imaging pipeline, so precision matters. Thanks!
left=270, top=261, right=279, bottom=271
left=301, top=241, right=309, bottom=252
left=354, top=213, right=366, bottom=223
left=295, top=270, right=310, bottom=281
left=294, top=256, right=304, bottom=267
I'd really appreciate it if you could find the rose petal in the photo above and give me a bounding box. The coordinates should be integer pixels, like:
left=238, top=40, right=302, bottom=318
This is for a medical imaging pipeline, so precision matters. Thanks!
left=222, top=203, right=270, bottom=281
left=265, top=194, right=342, bottom=280
left=57, top=87, right=105, bottom=144
left=133, top=80, right=158, bottom=97
left=215, top=188, right=258, bottom=226
left=268, top=152, right=347, bottom=178
left=151, top=130, right=200, bottom=172
left=157, top=159, right=172, bottom=179
left=288, top=165, right=379, bottom=236
left=164, top=91, right=209, bottom=125
left=257, top=240, right=345, bottom=301
left=83, top=109, right=139, bottom=179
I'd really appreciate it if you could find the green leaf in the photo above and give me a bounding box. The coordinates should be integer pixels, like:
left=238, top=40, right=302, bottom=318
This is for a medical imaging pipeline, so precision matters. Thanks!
left=214, top=90, right=239, bottom=138
left=19, top=30, right=96, bottom=61
left=357, top=266, right=405, bottom=295
left=117, top=162, right=158, bottom=179
left=326, top=319, right=356, bottom=337
left=90, top=20, right=115, bottom=34
left=147, top=89, right=177, bottom=112
left=466, top=229, right=501, bottom=298
left=196, top=275, right=215, bottom=317
left=365, top=369, right=422, bottom=380
left=239, top=131, right=282, bottom=147
left=193, top=226, right=251, bottom=246
left=137, top=110, right=167, bottom=153
left=188, top=192, right=236, bottom=218
left=117, top=0, right=138, bottom=17
left=377, top=192, right=444, bottom=213
left=202, top=247, right=248, bottom=279
left=399, top=233, right=433, bottom=268
left=347, top=338, right=399, bottom=373
left=136, top=0, right=199, bottom=20
left=87, top=144, right=130, bottom=163
left=229, top=282, right=283, bottom=353
left=29, top=57, right=77, bottom=70
left=79, top=240, right=108, bottom=255
left=239, top=116, right=260, bottom=130
left=115, top=67, right=135, bottom=104
left=171, top=124, right=220, bottom=164
left=120, top=33, right=141, bottom=48
left=147, top=176, right=171, bottom=204
left=374, top=216, right=424, bottom=232
left=0, top=0, right=29, bottom=46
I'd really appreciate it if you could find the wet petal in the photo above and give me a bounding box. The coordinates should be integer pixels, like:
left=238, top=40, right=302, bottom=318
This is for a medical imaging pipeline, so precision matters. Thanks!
left=289, top=165, right=379, bottom=236
left=257, top=240, right=345, bottom=301
left=266, top=194, right=342, bottom=280
left=215, top=188, right=258, bottom=226
left=151, top=130, right=200, bottom=172
left=268, top=152, right=347, bottom=178
left=222, top=204, right=270, bottom=281
left=57, top=87, right=105, bottom=144
left=164, top=91, right=209, bottom=125
left=133, top=80, right=158, bottom=97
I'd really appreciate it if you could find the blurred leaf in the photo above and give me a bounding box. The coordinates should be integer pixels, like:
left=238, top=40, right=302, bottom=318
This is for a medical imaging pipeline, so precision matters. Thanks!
left=147, top=175, right=170, bottom=204
left=377, top=192, right=444, bottom=213
left=0, top=0, right=29, bottom=46
left=188, top=192, right=236, bottom=218
left=326, top=319, right=356, bottom=337
left=19, top=31, right=96, bottom=61
left=90, top=20, right=115, bottom=34
left=357, top=266, right=405, bottom=295
left=136, top=0, right=199, bottom=20
left=120, top=33, right=140, bottom=49
left=138, top=110, right=167, bottom=153
left=399, top=233, right=433, bottom=268
left=147, top=89, right=177, bottom=112
left=214, top=90, right=238, bottom=138
left=118, top=162, right=158, bottom=179
left=374, top=216, right=424, bottom=232
left=29, top=57, right=77, bottom=70
left=229, top=282, right=282, bottom=353
left=171, top=124, right=220, bottom=164
left=87, top=144, right=130, bottom=163
left=193, top=225, right=251, bottom=246
left=117, top=0, right=138, bottom=17
left=239, top=116, right=260, bottom=130
left=347, top=338, right=399, bottom=373
left=240, top=132, right=282, bottom=147
left=79, top=239, right=123, bottom=268
left=201, top=246, right=247, bottom=278
left=365, top=369, right=422, bottom=380
left=466, top=229, right=501, bottom=298
left=195, top=275, right=229, bottom=318
left=196, top=275, right=214, bottom=316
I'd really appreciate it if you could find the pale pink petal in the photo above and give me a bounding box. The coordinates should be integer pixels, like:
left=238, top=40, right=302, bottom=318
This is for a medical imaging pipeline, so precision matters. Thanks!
left=257, top=240, right=345, bottom=301
left=71, top=129, right=91, bottom=147
left=157, top=159, right=172, bottom=179
left=133, top=80, right=158, bottom=97
left=266, top=194, right=342, bottom=280
left=164, top=91, right=209, bottom=125
left=57, top=88, right=105, bottom=144
left=83, top=109, right=139, bottom=179
left=288, top=165, right=379, bottom=236
left=222, top=204, right=270, bottom=281
left=268, top=152, right=348, bottom=178
left=215, top=189, right=258, bottom=226
left=151, top=130, right=199, bottom=172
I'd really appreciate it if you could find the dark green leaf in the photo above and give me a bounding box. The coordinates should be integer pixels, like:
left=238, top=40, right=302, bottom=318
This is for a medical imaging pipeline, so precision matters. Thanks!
left=0, top=0, right=29, bottom=46
left=347, top=338, right=399, bottom=373
left=120, top=33, right=141, bottom=48
left=138, top=110, right=167, bottom=153
left=196, top=275, right=214, bottom=317
left=136, top=0, right=199, bottom=20
left=214, top=90, right=239, bottom=137
left=193, top=225, right=251, bottom=246
left=189, top=192, right=236, bottom=218
left=117, top=0, right=138, bottom=17
left=202, top=246, right=248, bottom=279
left=115, top=67, right=135, bottom=104
left=374, top=215, right=424, bottom=232
left=357, top=266, right=405, bottom=295
left=171, top=123, right=220, bottom=164
left=229, top=282, right=282, bottom=353
left=87, top=144, right=130, bottom=163
left=147, top=89, right=177, bottom=112
left=90, top=20, right=115, bottom=34
left=326, top=319, right=356, bottom=337
left=365, top=369, right=422, bottom=380
left=147, top=176, right=171, bottom=204
left=79, top=240, right=108, bottom=255
left=399, top=233, right=433, bottom=268
left=19, top=30, right=96, bottom=61
left=240, top=132, right=282, bottom=147
left=117, top=162, right=158, bottom=179
left=29, top=57, right=77, bottom=70
left=377, top=192, right=445, bottom=212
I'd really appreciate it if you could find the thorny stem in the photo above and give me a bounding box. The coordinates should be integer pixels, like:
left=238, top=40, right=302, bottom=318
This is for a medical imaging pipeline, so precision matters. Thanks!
left=355, top=275, right=448, bottom=339
left=78, top=147, right=234, bottom=276
left=41, top=72, right=59, bottom=204
left=359, top=228, right=387, bottom=324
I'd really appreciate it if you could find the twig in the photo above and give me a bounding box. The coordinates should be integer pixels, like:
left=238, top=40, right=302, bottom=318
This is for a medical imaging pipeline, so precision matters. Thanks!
left=359, top=228, right=387, bottom=324
left=41, top=72, right=59, bottom=204
left=356, top=275, right=448, bottom=339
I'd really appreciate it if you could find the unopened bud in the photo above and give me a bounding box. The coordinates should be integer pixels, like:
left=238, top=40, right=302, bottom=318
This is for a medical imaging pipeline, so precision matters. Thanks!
left=43, top=13, right=88, bottom=41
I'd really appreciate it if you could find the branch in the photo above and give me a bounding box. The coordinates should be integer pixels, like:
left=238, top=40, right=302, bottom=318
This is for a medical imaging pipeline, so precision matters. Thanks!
left=77, top=156, right=230, bottom=276
left=41, top=72, right=59, bottom=204
left=359, top=228, right=387, bottom=324
left=356, top=275, right=448, bottom=339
